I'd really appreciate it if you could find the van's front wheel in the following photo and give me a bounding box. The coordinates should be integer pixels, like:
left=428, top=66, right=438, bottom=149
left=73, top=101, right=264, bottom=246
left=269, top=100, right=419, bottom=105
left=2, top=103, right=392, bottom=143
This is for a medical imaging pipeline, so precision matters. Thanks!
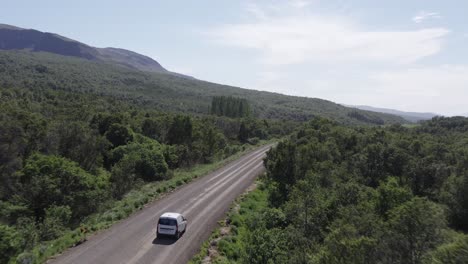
left=175, top=232, right=180, bottom=239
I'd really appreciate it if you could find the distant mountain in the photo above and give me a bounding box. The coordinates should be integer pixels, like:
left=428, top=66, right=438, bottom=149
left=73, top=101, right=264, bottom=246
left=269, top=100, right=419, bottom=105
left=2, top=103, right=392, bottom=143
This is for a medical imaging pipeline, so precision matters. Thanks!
left=345, top=105, right=438, bottom=122
left=0, top=23, right=191, bottom=78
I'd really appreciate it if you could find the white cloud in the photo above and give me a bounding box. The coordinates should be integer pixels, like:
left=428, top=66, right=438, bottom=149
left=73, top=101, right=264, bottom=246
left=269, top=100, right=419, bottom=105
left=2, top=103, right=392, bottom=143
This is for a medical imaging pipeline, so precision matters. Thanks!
left=208, top=5, right=449, bottom=66
left=248, top=65, right=468, bottom=116
left=413, top=11, right=441, bottom=24
left=290, top=0, right=312, bottom=8
left=245, top=3, right=268, bottom=20
left=202, top=2, right=464, bottom=116
left=367, top=65, right=468, bottom=115
left=312, top=66, right=468, bottom=116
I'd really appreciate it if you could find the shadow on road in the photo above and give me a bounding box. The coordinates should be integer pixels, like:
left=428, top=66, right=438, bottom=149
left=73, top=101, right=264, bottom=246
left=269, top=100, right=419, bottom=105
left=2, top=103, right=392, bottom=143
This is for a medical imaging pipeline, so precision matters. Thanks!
left=152, top=237, right=177, bottom=245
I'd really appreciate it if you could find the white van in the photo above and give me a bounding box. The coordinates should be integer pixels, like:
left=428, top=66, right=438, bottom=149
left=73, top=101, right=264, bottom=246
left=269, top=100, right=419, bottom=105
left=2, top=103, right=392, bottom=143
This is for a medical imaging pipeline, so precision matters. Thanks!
left=157, top=212, right=187, bottom=239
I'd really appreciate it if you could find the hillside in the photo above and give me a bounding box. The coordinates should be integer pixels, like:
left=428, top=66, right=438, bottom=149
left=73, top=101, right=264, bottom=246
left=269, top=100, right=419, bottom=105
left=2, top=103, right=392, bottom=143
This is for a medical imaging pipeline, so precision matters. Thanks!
left=346, top=104, right=438, bottom=122
left=0, top=23, right=170, bottom=74
left=0, top=50, right=407, bottom=125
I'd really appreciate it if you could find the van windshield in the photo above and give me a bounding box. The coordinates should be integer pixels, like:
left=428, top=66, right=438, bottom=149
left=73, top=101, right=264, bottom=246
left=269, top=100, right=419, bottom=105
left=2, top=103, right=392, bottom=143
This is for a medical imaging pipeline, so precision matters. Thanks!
left=159, top=218, right=177, bottom=226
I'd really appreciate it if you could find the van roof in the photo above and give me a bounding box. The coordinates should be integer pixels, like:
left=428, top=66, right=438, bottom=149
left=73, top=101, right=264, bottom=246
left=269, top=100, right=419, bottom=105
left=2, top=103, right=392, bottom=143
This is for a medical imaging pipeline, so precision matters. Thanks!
left=160, top=212, right=182, bottom=219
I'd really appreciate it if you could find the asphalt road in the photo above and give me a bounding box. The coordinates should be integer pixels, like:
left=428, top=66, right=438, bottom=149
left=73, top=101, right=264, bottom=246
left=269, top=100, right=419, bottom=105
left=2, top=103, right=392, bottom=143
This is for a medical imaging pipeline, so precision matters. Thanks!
left=50, top=144, right=272, bottom=264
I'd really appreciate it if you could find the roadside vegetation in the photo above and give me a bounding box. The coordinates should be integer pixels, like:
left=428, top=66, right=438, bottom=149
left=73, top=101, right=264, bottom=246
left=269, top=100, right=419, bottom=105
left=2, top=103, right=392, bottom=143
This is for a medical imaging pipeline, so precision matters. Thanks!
left=0, top=83, right=288, bottom=263
left=7, top=143, right=269, bottom=264
left=193, top=116, right=468, bottom=264
left=190, top=182, right=269, bottom=264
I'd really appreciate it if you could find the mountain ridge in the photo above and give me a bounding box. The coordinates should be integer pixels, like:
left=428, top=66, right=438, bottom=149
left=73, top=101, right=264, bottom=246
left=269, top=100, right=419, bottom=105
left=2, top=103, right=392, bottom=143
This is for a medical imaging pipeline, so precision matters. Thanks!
left=0, top=23, right=192, bottom=78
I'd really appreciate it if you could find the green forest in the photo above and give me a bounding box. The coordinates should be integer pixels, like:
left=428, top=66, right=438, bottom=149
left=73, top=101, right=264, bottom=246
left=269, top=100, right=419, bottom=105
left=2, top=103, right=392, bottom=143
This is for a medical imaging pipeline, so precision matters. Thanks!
left=0, top=51, right=406, bottom=125
left=0, top=84, right=293, bottom=263
left=197, top=117, right=468, bottom=264
left=1, top=49, right=467, bottom=264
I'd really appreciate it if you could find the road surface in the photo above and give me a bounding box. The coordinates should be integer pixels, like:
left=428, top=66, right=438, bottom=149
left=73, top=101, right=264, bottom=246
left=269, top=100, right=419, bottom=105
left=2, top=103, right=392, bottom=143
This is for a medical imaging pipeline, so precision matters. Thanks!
left=50, top=144, right=272, bottom=264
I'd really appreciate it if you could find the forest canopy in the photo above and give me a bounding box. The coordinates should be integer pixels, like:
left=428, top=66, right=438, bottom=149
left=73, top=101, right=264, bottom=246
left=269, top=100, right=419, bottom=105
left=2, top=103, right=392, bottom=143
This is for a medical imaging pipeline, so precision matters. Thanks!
left=0, top=84, right=292, bottom=263
left=213, top=117, right=468, bottom=264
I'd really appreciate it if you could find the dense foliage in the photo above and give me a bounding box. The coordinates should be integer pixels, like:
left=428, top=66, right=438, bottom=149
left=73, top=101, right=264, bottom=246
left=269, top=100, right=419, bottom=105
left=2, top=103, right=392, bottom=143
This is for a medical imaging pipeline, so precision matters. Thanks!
left=211, top=96, right=251, bottom=118
left=218, top=117, right=468, bottom=264
left=1, top=49, right=452, bottom=264
left=0, top=51, right=407, bottom=125
left=0, top=84, right=293, bottom=263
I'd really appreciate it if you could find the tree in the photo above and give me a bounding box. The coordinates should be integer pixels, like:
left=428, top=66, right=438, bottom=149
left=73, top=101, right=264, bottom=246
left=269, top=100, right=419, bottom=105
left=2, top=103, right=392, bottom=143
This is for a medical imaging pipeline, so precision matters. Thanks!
left=454, top=173, right=468, bottom=230
left=163, top=144, right=189, bottom=169
left=423, top=234, right=468, bottom=264
left=39, top=205, right=72, bottom=240
left=195, top=122, right=226, bottom=163
left=141, top=118, right=160, bottom=140
left=242, top=227, right=288, bottom=264
left=90, top=113, right=123, bottom=135
left=51, top=121, right=109, bottom=171
left=109, top=142, right=168, bottom=182
left=376, top=177, right=413, bottom=217
left=105, top=123, right=133, bottom=147
left=19, top=153, right=108, bottom=219
left=110, top=157, right=137, bottom=198
left=134, top=148, right=168, bottom=182
left=167, top=115, right=192, bottom=145
left=211, top=96, right=250, bottom=118
left=0, top=109, right=47, bottom=200
left=384, top=197, right=447, bottom=264
left=264, top=141, right=297, bottom=206
left=0, top=224, right=19, bottom=263
left=238, top=122, right=249, bottom=143
left=15, top=217, right=39, bottom=251
left=362, top=143, right=387, bottom=187
left=316, top=224, right=379, bottom=264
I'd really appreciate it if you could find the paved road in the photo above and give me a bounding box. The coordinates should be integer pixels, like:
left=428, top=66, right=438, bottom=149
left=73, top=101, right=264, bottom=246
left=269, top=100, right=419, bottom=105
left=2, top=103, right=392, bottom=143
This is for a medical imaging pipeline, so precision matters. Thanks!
left=50, top=145, right=272, bottom=264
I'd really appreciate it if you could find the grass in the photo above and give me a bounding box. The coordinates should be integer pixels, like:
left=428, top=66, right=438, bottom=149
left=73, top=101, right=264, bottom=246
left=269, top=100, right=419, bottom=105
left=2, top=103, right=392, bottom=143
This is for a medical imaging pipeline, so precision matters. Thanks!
left=17, top=141, right=273, bottom=264
left=189, top=181, right=269, bottom=264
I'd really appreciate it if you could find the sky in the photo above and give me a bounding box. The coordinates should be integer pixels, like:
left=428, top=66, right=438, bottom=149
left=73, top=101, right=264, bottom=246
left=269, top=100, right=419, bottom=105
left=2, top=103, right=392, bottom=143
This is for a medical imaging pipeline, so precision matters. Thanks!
left=2, top=0, right=467, bottom=116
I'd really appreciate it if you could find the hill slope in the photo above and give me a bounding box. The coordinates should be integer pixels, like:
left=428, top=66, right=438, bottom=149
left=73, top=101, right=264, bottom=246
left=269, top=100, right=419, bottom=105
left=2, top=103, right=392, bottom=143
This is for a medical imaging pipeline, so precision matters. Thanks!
left=0, top=23, right=170, bottom=74
left=346, top=105, right=437, bottom=122
left=0, top=50, right=406, bottom=125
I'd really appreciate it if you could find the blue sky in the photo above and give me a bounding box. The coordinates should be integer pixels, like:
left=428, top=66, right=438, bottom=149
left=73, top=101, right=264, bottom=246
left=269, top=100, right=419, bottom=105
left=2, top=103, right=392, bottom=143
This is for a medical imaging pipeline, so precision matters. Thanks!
left=2, top=0, right=467, bottom=115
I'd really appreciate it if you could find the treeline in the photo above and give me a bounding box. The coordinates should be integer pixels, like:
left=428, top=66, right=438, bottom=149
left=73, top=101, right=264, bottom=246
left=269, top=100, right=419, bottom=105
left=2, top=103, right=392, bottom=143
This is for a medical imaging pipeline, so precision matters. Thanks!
left=223, top=117, right=468, bottom=264
left=211, top=96, right=250, bottom=118
left=0, top=86, right=295, bottom=263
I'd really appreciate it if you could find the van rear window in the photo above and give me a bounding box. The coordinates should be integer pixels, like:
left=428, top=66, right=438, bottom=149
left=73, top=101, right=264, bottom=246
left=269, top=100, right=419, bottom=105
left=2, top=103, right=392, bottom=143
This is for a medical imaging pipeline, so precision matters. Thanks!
left=159, top=218, right=177, bottom=226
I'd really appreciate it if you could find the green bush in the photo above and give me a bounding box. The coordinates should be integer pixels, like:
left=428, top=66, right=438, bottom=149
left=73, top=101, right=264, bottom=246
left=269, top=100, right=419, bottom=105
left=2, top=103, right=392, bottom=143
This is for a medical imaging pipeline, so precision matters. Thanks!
left=0, top=224, right=20, bottom=263
left=20, top=153, right=108, bottom=219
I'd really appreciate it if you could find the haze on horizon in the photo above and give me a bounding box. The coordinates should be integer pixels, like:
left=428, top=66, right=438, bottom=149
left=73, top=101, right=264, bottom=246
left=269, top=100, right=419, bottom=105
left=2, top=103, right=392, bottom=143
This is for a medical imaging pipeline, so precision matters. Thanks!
left=2, top=0, right=467, bottom=116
